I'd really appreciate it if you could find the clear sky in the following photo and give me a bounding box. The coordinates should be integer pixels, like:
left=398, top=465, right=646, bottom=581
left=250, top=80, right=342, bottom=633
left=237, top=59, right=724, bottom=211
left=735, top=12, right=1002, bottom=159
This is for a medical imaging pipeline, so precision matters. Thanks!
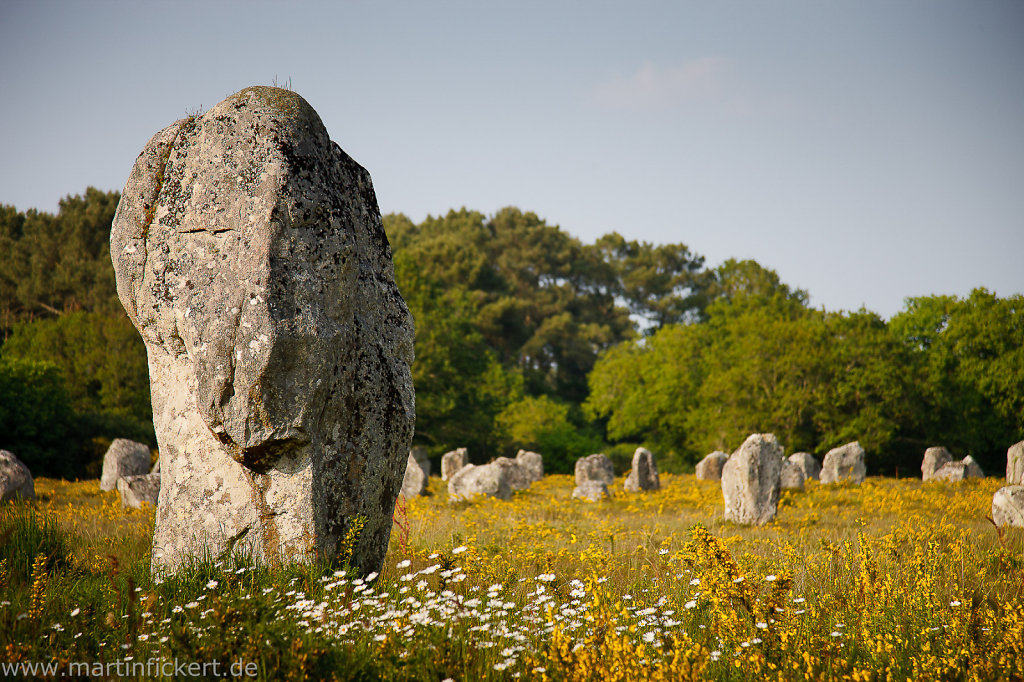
left=2, top=0, right=1022, bottom=318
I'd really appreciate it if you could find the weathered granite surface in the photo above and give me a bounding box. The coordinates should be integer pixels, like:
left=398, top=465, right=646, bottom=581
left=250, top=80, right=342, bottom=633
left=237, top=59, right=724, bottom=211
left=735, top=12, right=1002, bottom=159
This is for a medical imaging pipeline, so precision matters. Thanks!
left=721, top=434, right=783, bottom=525
left=441, top=448, right=469, bottom=481
left=400, top=447, right=430, bottom=498
left=0, top=450, right=35, bottom=502
left=820, top=441, right=866, bottom=485
left=117, top=473, right=161, bottom=509
left=921, top=446, right=953, bottom=481
left=575, top=453, right=615, bottom=487
left=100, top=439, right=150, bottom=491
left=992, top=486, right=1024, bottom=528
left=788, top=452, right=820, bottom=481
left=447, top=463, right=511, bottom=501
left=624, top=447, right=660, bottom=492
left=515, top=450, right=544, bottom=482
left=779, top=459, right=805, bottom=490
left=111, top=87, right=415, bottom=575
left=695, top=451, right=729, bottom=481
left=1007, top=441, right=1024, bottom=485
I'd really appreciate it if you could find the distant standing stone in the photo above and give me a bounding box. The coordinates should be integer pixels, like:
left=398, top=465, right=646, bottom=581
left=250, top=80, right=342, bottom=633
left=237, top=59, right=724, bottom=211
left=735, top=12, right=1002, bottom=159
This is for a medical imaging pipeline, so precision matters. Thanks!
left=493, top=457, right=534, bottom=490
left=921, top=446, right=953, bottom=481
left=961, top=455, right=984, bottom=479
left=819, top=442, right=866, bottom=485
left=932, top=462, right=968, bottom=482
left=788, top=452, right=821, bottom=481
left=1007, top=441, right=1024, bottom=485
left=624, top=447, right=660, bottom=492
left=779, top=459, right=805, bottom=490
left=575, top=453, right=615, bottom=487
left=441, top=448, right=469, bottom=481
left=572, top=481, right=611, bottom=502
left=515, top=450, right=544, bottom=482
left=117, top=473, right=161, bottom=509
left=695, top=452, right=729, bottom=481
left=992, top=486, right=1024, bottom=528
left=400, top=448, right=430, bottom=498
left=100, top=439, right=151, bottom=492
left=448, top=463, right=512, bottom=502
left=721, top=434, right=784, bottom=525
left=0, top=450, right=35, bottom=502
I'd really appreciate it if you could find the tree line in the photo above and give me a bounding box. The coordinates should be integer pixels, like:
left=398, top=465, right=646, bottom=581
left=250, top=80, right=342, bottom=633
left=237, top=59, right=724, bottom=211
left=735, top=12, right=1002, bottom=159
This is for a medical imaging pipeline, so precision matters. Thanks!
left=1, top=189, right=1020, bottom=478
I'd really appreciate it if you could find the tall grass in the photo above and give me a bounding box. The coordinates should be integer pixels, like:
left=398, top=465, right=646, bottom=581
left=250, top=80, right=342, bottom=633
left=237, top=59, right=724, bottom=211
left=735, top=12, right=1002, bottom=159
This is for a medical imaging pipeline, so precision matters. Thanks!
left=1, top=475, right=1022, bottom=680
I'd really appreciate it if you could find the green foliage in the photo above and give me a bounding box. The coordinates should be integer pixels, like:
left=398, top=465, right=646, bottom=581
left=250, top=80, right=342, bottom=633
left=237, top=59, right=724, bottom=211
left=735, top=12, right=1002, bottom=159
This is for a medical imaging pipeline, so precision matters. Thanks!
left=586, top=261, right=965, bottom=474
left=0, top=357, right=78, bottom=477
left=889, top=288, right=1024, bottom=471
left=0, top=188, right=121, bottom=333
left=496, top=395, right=603, bottom=473
left=2, top=311, right=150, bottom=424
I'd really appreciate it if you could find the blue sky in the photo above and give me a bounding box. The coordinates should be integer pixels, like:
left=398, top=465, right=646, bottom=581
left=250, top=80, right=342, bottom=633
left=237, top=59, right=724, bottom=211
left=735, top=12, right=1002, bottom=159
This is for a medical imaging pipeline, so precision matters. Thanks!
left=2, top=0, right=1022, bottom=318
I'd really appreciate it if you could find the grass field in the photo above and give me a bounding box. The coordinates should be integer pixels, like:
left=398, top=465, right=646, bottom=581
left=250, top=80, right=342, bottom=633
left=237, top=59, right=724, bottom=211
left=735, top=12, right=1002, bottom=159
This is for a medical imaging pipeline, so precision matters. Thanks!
left=2, top=473, right=1023, bottom=680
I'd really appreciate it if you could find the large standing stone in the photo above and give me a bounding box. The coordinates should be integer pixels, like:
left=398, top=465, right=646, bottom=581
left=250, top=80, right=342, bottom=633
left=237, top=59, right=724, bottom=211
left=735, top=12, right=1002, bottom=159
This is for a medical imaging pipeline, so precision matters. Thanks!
left=1007, top=441, right=1024, bottom=485
left=0, top=450, right=35, bottom=502
left=441, top=448, right=469, bottom=481
left=100, top=439, right=151, bottom=491
left=447, top=463, right=511, bottom=502
left=788, top=452, right=820, bottom=481
left=820, top=442, right=866, bottom=485
left=515, top=450, right=544, bottom=482
left=111, top=87, right=415, bottom=576
left=400, top=447, right=430, bottom=498
left=493, top=457, right=534, bottom=490
left=117, top=473, right=161, bottom=509
left=624, top=447, right=660, bottom=492
left=992, top=486, right=1024, bottom=528
left=779, top=459, right=805, bottom=490
left=695, top=451, right=729, bottom=481
left=921, top=446, right=953, bottom=481
left=721, top=434, right=783, bottom=525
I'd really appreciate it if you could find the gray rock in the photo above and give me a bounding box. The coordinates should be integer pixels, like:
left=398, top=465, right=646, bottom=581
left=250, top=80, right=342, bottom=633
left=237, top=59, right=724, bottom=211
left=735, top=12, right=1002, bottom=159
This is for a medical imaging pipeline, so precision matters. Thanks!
left=493, top=457, right=534, bottom=490
left=575, top=453, right=615, bottom=487
left=695, top=451, right=729, bottom=481
left=961, top=455, right=984, bottom=478
left=447, top=463, right=511, bottom=502
left=0, top=450, right=35, bottom=502
left=992, top=486, right=1024, bottom=528
left=779, top=459, right=805, bottom=490
left=721, top=434, right=784, bottom=525
left=100, top=439, right=151, bottom=491
left=1007, top=441, right=1024, bottom=485
left=921, top=446, right=953, bottom=481
left=624, top=447, right=660, bottom=492
left=515, top=449, right=544, bottom=482
left=441, top=448, right=469, bottom=481
left=400, top=448, right=430, bottom=498
left=932, top=459, right=983, bottom=483
left=111, top=87, right=415, bottom=576
left=151, top=458, right=161, bottom=475
left=572, top=481, right=611, bottom=502
left=117, top=473, right=161, bottom=509
left=820, top=441, right=866, bottom=485
left=788, top=452, right=820, bottom=481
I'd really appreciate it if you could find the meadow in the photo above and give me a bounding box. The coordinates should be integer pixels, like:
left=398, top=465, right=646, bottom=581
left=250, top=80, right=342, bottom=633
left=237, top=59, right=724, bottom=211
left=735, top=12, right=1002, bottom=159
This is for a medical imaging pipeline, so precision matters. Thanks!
left=2, top=473, right=1022, bottom=680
